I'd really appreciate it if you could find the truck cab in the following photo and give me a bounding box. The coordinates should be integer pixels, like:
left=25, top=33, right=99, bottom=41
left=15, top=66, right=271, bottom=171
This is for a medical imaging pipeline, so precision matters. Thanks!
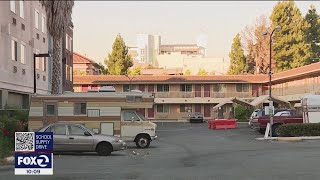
left=120, top=110, right=157, bottom=148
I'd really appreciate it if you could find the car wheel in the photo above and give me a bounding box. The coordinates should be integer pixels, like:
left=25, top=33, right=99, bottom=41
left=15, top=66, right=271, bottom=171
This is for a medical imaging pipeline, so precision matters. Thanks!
left=135, top=135, right=150, bottom=149
left=96, top=142, right=112, bottom=156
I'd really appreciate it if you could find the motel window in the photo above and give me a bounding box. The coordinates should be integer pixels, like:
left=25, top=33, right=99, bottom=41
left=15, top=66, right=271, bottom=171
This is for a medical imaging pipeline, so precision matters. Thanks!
left=236, top=84, right=249, bottom=92
left=213, top=84, right=226, bottom=92
left=35, top=10, right=39, bottom=29
left=180, top=104, right=192, bottom=113
left=20, top=43, right=25, bottom=64
left=157, top=104, right=169, bottom=113
left=74, top=102, right=87, bottom=115
left=10, top=0, right=16, bottom=13
left=11, top=39, right=17, bottom=61
left=46, top=104, right=56, bottom=116
left=35, top=49, right=40, bottom=69
left=180, top=84, right=192, bottom=92
left=157, top=84, right=169, bottom=92
left=41, top=15, right=46, bottom=34
left=42, top=57, right=46, bottom=72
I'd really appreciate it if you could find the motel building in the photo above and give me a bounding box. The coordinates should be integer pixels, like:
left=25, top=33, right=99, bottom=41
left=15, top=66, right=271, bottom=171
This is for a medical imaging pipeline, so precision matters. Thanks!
left=73, top=62, right=320, bottom=121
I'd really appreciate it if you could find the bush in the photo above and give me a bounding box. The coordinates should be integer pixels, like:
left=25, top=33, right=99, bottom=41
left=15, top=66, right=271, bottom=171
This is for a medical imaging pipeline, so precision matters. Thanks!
left=235, top=105, right=253, bottom=122
left=277, top=123, right=320, bottom=137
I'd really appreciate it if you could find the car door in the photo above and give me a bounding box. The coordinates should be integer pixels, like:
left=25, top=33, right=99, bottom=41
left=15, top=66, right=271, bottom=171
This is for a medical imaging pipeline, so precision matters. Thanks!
left=45, top=124, right=68, bottom=152
left=121, top=111, right=143, bottom=141
left=66, top=125, right=94, bottom=151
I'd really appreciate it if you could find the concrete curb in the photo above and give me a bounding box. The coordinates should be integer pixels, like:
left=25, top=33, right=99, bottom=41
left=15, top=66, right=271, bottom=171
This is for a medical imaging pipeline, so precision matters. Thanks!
left=256, top=136, right=320, bottom=141
left=0, top=165, right=14, bottom=172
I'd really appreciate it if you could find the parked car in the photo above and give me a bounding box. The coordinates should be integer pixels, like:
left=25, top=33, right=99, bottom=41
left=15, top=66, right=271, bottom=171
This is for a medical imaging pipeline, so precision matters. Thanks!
left=249, top=109, right=296, bottom=129
left=37, top=123, right=127, bottom=156
left=189, top=112, right=204, bottom=123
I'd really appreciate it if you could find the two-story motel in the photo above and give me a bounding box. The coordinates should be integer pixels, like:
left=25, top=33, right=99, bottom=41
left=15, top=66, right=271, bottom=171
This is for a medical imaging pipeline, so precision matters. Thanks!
left=73, top=62, right=320, bottom=121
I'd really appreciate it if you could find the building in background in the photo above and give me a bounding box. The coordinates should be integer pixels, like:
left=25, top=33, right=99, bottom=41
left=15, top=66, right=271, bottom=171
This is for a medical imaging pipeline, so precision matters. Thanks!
left=73, top=62, right=320, bottom=121
left=0, top=1, right=50, bottom=109
left=196, top=33, right=208, bottom=57
left=159, top=44, right=205, bottom=57
left=61, top=22, right=74, bottom=92
left=73, top=52, right=99, bottom=75
left=156, top=53, right=230, bottom=75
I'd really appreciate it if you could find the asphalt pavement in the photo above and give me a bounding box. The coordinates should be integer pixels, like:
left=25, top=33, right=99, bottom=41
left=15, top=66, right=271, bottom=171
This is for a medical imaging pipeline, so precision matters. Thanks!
left=1, top=122, right=320, bottom=180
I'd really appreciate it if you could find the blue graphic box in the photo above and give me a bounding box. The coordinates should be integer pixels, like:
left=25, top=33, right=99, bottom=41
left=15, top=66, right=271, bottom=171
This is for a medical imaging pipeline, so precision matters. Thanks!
left=15, top=153, right=53, bottom=168
left=34, top=132, right=53, bottom=152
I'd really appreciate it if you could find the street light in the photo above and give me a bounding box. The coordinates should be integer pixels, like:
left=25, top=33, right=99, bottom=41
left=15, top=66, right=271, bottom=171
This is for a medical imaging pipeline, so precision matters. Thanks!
left=125, top=74, right=135, bottom=91
left=263, top=25, right=281, bottom=137
left=34, top=52, right=51, bottom=94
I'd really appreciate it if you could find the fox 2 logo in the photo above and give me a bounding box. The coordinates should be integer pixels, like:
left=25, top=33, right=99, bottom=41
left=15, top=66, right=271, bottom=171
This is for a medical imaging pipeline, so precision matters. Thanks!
left=15, top=154, right=52, bottom=168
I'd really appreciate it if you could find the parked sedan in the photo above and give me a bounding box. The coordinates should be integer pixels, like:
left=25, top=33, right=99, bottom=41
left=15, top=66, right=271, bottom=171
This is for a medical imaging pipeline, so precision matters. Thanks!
left=189, top=112, right=204, bottom=123
left=37, top=123, right=126, bottom=156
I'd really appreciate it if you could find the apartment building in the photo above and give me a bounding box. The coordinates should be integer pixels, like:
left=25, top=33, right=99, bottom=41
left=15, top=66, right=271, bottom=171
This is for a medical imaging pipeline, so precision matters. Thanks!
left=73, top=62, right=320, bottom=121
left=0, top=1, right=49, bottom=109
left=62, top=23, right=74, bottom=92
left=0, top=1, right=73, bottom=109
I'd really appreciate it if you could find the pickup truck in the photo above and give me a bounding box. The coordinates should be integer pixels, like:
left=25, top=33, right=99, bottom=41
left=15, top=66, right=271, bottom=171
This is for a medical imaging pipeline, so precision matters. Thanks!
left=250, top=109, right=303, bottom=136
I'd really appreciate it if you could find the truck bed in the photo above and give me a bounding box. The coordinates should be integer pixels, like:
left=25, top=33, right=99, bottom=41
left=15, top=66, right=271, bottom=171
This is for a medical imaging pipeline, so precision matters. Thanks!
left=251, top=116, right=303, bottom=131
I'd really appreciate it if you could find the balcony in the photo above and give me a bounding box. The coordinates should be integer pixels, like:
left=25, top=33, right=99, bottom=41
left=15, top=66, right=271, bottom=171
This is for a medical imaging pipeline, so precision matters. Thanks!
left=154, top=91, right=254, bottom=98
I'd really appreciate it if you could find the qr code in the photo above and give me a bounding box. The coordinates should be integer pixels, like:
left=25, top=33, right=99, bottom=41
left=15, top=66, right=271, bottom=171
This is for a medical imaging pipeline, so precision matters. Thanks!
left=15, top=132, right=35, bottom=152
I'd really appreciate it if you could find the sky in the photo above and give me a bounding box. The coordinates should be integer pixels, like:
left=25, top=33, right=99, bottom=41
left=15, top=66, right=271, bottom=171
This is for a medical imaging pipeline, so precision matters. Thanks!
left=72, top=1, right=320, bottom=64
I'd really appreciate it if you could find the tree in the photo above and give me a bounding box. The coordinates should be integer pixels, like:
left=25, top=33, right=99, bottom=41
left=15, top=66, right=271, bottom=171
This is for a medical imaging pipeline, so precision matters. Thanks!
left=94, top=62, right=108, bottom=75
left=270, top=1, right=311, bottom=72
left=210, top=70, right=216, bottom=75
left=241, top=15, right=271, bottom=74
left=40, top=1, right=74, bottom=94
left=185, top=69, right=191, bottom=75
left=228, top=33, right=247, bottom=75
left=128, top=66, right=142, bottom=75
left=197, top=69, right=208, bottom=75
left=105, top=35, right=133, bottom=75
left=305, top=5, right=320, bottom=64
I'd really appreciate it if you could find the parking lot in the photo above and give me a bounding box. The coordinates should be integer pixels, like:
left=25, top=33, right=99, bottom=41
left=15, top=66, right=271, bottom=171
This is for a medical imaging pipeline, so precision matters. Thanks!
left=2, top=122, right=320, bottom=180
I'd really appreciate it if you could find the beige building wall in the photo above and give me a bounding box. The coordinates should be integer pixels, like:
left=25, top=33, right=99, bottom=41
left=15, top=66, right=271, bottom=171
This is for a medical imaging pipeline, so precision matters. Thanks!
left=0, top=1, right=49, bottom=108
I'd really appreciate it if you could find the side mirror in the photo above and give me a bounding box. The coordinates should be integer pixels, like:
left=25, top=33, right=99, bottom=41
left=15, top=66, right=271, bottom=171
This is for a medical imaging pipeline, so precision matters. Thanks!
left=84, top=131, right=91, bottom=136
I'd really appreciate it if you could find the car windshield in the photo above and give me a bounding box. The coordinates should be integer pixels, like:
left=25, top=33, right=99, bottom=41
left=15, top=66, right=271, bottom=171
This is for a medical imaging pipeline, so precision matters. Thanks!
left=79, top=125, right=97, bottom=134
left=137, top=113, right=147, bottom=121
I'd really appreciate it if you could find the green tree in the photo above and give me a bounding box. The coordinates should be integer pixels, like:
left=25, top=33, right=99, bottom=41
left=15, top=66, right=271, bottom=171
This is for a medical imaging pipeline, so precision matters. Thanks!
left=228, top=33, right=247, bottom=75
left=305, top=5, right=320, bottom=64
left=105, top=35, right=133, bottom=75
left=270, top=1, right=311, bottom=72
left=94, top=62, right=108, bottom=75
left=128, top=66, right=142, bottom=75
left=197, top=69, right=208, bottom=75
left=185, top=69, right=191, bottom=75
left=40, top=0, right=74, bottom=94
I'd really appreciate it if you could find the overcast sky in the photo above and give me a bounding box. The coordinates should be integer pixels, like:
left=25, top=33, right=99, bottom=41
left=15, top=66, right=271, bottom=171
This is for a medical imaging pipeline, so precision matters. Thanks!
left=72, top=1, right=320, bottom=64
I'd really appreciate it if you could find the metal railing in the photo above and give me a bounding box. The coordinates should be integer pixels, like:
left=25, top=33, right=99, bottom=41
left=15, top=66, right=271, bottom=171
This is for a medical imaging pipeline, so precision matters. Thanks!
left=154, top=91, right=254, bottom=98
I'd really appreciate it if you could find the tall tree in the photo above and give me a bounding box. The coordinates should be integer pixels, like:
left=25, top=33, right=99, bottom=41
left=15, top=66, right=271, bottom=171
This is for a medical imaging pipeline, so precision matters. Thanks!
left=94, top=62, right=108, bottom=75
left=241, top=15, right=271, bottom=74
left=105, top=35, right=133, bottom=75
left=197, top=69, right=208, bottom=75
left=40, top=1, right=74, bottom=94
left=305, top=5, right=320, bottom=64
left=184, top=69, right=191, bottom=75
left=228, top=33, right=247, bottom=75
left=128, top=66, right=142, bottom=75
left=270, top=1, right=311, bottom=72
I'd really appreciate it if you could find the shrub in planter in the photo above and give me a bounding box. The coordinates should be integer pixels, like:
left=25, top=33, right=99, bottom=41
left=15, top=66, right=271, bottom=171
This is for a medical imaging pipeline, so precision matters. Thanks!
left=235, top=105, right=253, bottom=122
left=277, top=123, right=320, bottom=137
